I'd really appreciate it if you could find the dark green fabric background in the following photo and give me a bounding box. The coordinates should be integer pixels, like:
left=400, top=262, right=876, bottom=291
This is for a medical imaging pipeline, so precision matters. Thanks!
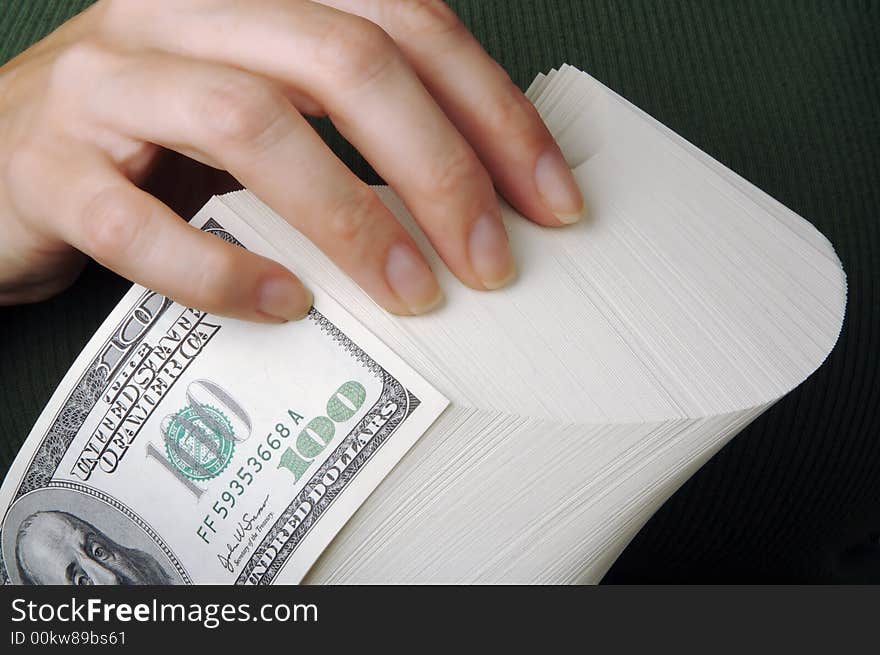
left=1, top=1, right=877, bottom=582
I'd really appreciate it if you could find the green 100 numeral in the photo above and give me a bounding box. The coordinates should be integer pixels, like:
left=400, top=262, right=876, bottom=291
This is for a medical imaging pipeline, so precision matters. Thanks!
left=278, top=381, right=366, bottom=483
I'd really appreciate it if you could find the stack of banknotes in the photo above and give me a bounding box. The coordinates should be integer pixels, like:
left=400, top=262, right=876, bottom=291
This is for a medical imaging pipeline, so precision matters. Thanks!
left=0, top=65, right=845, bottom=585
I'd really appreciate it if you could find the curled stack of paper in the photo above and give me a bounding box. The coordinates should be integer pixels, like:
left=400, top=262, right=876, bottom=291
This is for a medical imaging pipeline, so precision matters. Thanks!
left=219, top=65, right=846, bottom=583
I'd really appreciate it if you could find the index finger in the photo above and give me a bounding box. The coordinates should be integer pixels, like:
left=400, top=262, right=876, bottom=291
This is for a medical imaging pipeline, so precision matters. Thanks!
left=103, top=0, right=517, bottom=291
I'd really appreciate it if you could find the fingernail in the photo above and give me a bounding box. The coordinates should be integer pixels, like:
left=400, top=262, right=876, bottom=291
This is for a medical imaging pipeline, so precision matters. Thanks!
left=385, top=243, right=444, bottom=314
left=469, top=213, right=516, bottom=290
left=258, top=276, right=312, bottom=321
left=535, top=149, right=586, bottom=224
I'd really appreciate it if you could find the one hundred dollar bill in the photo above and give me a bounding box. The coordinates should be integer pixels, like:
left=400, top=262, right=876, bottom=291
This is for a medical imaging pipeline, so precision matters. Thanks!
left=0, top=198, right=448, bottom=585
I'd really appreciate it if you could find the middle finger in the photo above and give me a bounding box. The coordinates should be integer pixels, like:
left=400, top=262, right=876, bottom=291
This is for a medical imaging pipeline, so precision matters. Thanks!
left=102, top=0, right=516, bottom=290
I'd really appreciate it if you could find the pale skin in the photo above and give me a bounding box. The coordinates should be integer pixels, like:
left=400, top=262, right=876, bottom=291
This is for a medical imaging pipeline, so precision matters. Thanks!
left=0, top=0, right=585, bottom=322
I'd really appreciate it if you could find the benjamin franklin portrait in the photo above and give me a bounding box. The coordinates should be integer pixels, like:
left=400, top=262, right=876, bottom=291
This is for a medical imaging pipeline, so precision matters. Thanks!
left=1, top=487, right=183, bottom=585
left=15, top=510, right=173, bottom=585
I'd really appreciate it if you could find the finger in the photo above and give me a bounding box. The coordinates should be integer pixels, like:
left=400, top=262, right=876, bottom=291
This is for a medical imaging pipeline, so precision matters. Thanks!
left=102, top=0, right=516, bottom=290
left=79, top=50, right=442, bottom=314
left=37, top=155, right=312, bottom=322
left=282, top=88, right=325, bottom=117
left=316, top=0, right=586, bottom=226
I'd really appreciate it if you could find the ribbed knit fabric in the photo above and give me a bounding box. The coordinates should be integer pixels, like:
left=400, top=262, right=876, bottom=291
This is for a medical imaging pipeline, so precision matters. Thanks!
left=0, top=1, right=877, bottom=582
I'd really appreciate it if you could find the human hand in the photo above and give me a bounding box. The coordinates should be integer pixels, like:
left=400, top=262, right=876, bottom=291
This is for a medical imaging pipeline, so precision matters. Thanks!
left=0, top=0, right=585, bottom=321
